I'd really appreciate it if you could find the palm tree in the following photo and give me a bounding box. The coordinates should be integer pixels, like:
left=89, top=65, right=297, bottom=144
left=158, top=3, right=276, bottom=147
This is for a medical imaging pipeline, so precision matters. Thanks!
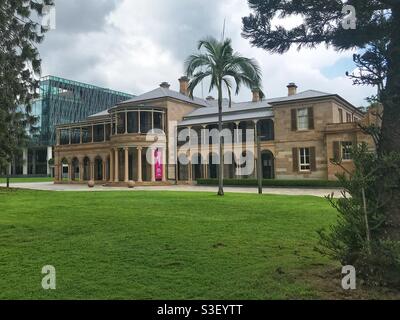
left=185, top=36, right=262, bottom=196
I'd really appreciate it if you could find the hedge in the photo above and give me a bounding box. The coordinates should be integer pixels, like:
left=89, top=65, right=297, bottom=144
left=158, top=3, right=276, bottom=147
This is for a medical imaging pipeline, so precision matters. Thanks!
left=196, top=178, right=341, bottom=188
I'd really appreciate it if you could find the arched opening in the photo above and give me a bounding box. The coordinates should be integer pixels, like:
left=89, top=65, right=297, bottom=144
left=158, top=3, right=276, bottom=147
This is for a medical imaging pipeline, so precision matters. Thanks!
left=208, top=152, right=219, bottom=179
left=83, top=157, right=91, bottom=181
left=261, top=150, right=275, bottom=179
left=94, top=156, right=103, bottom=181
left=223, top=151, right=236, bottom=179
left=71, top=158, right=80, bottom=181
left=178, top=153, right=189, bottom=181
left=238, top=121, right=255, bottom=143
left=142, top=148, right=151, bottom=181
left=191, top=153, right=203, bottom=180
left=238, top=150, right=255, bottom=178
left=257, top=119, right=274, bottom=141
left=61, top=158, right=69, bottom=181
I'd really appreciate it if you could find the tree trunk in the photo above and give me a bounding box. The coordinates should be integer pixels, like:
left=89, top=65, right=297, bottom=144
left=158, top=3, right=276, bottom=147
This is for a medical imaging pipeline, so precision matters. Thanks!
left=379, top=7, right=400, bottom=239
left=217, top=84, right=224, bottom=196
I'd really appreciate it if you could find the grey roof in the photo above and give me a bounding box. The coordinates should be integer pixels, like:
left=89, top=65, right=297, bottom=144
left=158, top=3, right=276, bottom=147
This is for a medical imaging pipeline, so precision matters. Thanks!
left=184, top=90, right=333, bottom=119
left=117, top=87, right=209, bottom=107
left=88, top=109, right=109, bottom=118
left=87, top=88, right=344, bottom=122
left=179, top=109, right=274, bottom=126
left=267, top=90, right=332, bottom=104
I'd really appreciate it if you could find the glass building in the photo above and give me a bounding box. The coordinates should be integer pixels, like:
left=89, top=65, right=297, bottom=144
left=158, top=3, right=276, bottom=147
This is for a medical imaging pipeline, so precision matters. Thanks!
left=10, top=76, right=134, bottom=176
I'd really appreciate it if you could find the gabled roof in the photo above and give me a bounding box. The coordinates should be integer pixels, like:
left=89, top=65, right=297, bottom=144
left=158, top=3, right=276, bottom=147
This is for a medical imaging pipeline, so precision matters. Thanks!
left=116, top=87, right=209, bottom=107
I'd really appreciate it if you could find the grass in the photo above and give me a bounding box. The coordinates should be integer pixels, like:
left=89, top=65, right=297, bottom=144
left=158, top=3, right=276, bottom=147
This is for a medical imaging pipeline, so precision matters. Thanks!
left=0, top=177, right=53, bottom=184
left=0, top=189, right=396, bottom=299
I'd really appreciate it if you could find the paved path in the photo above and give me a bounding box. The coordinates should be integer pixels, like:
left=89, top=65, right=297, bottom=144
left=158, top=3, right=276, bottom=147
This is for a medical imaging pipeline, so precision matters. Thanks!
left=0, top=182, right=342, bottom=197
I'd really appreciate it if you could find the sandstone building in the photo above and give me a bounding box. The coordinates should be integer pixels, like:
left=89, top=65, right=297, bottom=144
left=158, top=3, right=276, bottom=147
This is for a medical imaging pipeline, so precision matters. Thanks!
left=54, top=77, right=374, bottom=185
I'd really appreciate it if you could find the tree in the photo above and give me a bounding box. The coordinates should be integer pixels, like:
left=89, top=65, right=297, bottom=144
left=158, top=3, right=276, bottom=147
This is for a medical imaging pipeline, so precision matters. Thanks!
left=242, top=0, right=400, bottom=238
left=185, top=37, right=262, bottom=196
left=0, top=0, right=54, bottom=185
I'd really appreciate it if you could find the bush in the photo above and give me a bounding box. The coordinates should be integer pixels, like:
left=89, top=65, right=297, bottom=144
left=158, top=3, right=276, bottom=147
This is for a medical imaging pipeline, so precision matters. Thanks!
left=196, top=178, right=341, bottom=188
left=316, top=143, right=400, bottom=286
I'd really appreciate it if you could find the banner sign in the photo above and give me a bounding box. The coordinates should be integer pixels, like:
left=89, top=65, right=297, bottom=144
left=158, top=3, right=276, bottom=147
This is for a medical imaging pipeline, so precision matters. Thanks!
left=154, top=148, right=162, bottom=181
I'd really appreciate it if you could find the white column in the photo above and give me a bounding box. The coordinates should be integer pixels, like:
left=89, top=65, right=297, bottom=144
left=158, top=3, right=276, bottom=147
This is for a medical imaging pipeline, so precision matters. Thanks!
left=46, top=146, right=52, bottom=176
left=114, top=148, right=119, bottom=182
left=151, top=148, right=155, bottom=182
left=162, top=148, right=166, bottom=182
left=137, top=147, right=142, bottom=182
left=22, top=148, right=28, bottom=175
left=109, top=150, right=114, bottom=182
left=235, top=122, right=241, bottom=178
left=124, top=147, right=129, bottom=182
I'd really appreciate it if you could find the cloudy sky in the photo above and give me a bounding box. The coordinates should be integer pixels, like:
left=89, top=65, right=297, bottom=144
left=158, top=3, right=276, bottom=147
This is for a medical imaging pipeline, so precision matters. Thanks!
left=38, top=0, right=375, bottom=107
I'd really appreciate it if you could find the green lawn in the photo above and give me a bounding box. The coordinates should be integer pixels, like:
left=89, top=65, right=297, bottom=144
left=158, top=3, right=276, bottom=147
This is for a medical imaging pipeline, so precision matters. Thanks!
left=0, top=177, right=53, bottom=184
left=0, top=189, right=340, bottom=299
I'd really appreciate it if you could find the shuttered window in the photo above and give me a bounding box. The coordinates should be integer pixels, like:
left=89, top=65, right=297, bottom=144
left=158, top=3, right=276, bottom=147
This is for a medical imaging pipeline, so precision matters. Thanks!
left=292, top=107, right=314, bottom=131
left=308, top=107, right=314, bottom=129
left=291, top=109, right=297, bottom=131
left=292, top=148, right=299, bottom=172
left=333, top=141, right=341, bottom=162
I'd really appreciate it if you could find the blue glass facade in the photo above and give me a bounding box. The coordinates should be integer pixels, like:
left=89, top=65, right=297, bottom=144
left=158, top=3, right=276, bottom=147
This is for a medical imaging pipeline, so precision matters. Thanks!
left=30, top=76, right=134, bottom=146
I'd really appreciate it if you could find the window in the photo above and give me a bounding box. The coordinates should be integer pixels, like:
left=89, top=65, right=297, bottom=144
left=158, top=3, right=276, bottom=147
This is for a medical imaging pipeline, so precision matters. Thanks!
left=338, top=109, right=343, bottom=123
left=93, top=125, right=104, bottom=142
left=153, top=112, right=163, bottom=130
left=82, top=126, right=92, bottom=143
left=117, top=112, right=126, bottom=134
left=127, top=112, right=139, bottom=133
left=297, top=108, right=309, bottom=130
left=140, top=111, right=152, bottom=133
left=341, top=142, right=353, bottom=160
left=299, top=148, right=311, bottom=171
left=346, top=112, right=352, bottom=123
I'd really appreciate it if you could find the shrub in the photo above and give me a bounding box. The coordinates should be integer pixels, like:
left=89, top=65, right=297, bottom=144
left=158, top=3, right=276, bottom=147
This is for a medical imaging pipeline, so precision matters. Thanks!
left=316, top=143, right=400, bottom=286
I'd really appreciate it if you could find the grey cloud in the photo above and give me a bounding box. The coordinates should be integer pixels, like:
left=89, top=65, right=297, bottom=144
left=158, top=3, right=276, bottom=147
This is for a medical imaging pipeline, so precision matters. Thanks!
left=139, top=0, right=224, bottom=61
left=53, top=0, right=121, bottom=34
left=38, top=0, right=120, bottom=84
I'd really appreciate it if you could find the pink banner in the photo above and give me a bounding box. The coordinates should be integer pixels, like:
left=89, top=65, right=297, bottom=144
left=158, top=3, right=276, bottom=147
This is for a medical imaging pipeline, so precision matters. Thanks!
left=154, top=148, right=162, bottom=181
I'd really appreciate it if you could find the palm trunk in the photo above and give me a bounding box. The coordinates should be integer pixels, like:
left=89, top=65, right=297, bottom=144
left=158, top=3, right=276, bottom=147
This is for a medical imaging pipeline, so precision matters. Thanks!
left=379, top=7, right=400, bottom=239
left=217, top=85, right=224, bottom=196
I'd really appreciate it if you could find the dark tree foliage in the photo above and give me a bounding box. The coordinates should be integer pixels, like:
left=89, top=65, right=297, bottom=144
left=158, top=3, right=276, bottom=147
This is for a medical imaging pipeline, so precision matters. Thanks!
left=346, top=40, right=388, bottom=98
left=243, top=1, right=400, bottom=236
left=242, top=0, right=400, bottom=284
left=317, top=144, right=400, bottom=285
left=0, top=0, right=53, bottom=178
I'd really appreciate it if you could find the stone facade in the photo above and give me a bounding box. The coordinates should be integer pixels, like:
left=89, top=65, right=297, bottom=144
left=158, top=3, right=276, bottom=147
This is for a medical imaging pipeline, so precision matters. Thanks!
left=54, top=79, right=374, bottom=185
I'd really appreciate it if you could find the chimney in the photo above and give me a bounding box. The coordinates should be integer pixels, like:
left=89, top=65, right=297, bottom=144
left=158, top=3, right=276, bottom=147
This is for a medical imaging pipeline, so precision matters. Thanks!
left=252, top=88, right=261, bottom=102
left=287, top=82, right=298, bottom=96
left=160, top=82, right=170, bottom=89
left=206, top=96, right=215, bottom=101
left=178, top=76, right=189, bottom=96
